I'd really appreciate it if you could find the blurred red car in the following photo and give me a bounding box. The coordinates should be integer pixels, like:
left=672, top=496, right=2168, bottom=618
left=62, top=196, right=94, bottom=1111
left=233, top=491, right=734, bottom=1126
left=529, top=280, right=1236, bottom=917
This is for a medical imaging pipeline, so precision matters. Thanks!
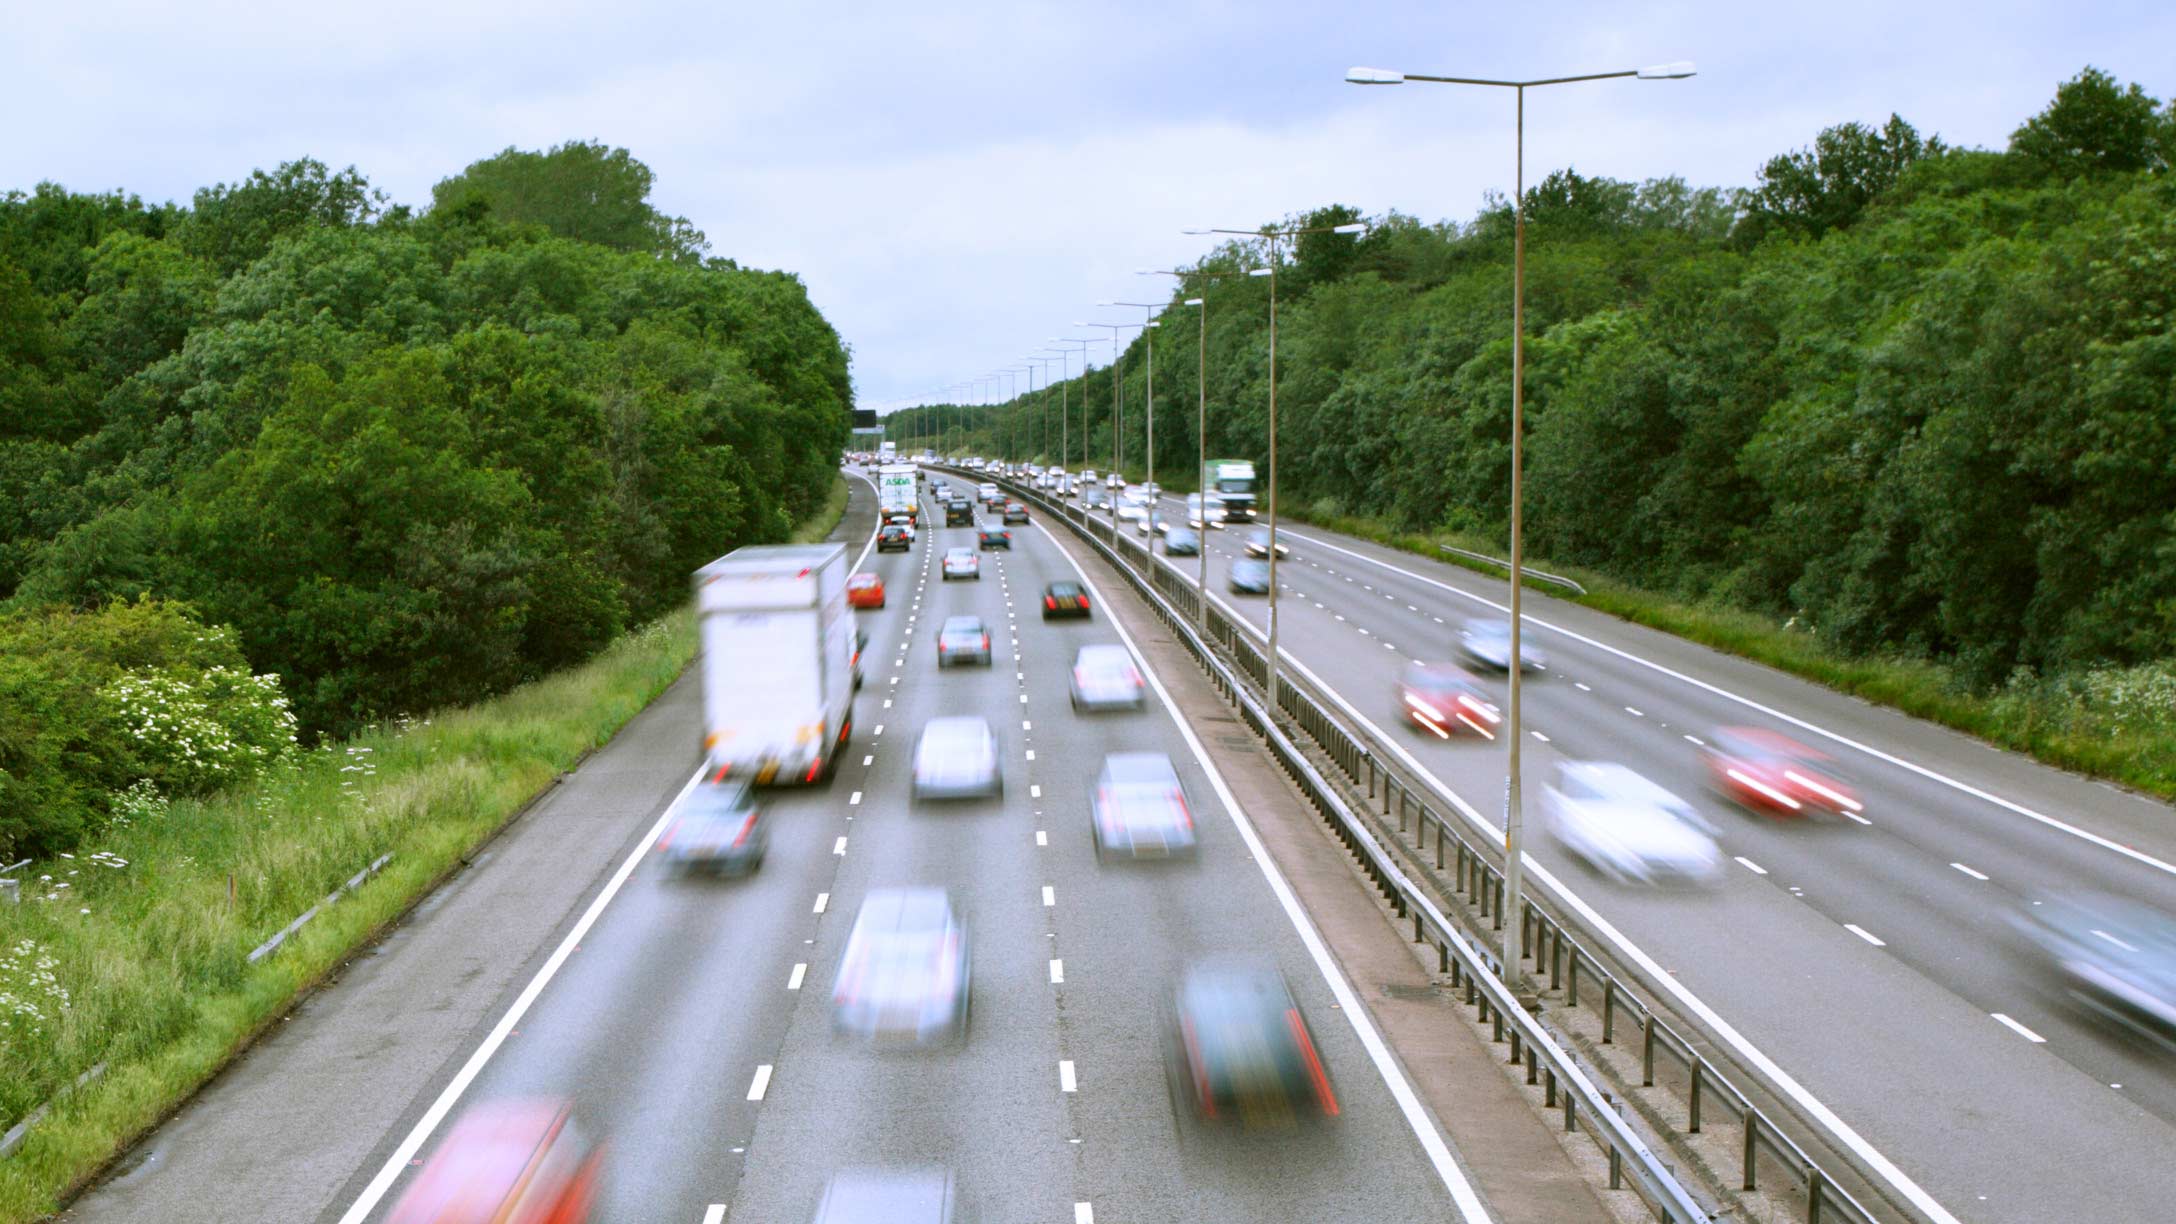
left=388, top=1099, right=602, bottom=1224
left=846, top=573, right=886, bottom=609
left=1397, top=661, right=1500, bottom=740
left=1699, top=727, right=1863, bottom=819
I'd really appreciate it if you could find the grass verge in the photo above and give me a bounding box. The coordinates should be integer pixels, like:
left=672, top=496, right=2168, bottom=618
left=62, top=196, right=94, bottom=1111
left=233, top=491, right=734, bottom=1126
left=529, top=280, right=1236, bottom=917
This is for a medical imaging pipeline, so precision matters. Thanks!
left=0, top=486, right=852, bottom=1222
left=1278, top=507, right=2176, bottom=803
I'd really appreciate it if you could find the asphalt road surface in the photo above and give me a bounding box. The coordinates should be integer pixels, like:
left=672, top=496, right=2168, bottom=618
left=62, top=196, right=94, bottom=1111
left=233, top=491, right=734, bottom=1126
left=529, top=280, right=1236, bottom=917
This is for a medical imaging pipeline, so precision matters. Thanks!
left=1031, top=477, right=2176, bottom=1224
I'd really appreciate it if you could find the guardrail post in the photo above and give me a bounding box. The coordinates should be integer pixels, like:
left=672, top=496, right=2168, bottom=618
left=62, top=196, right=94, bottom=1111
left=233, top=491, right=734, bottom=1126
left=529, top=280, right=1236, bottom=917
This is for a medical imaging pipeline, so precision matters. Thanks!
left=1642, top=1013, right=1657, bottom=1086
left=1434, top=815, right=1446, bottom=870
left=1526, top=1044, right=1540, bottom=1086
left=1742, top=1110, right=1759, bottom=1191
left=1544, top=1067, right=1557, bottom=1109
left=1563, top=1090, right=1577, bottom=1134
left=1509, top=1027, right=1522, bottom=1066
left=1689, top=1060, right=1703, bottom=1133
left=1609, top=1145, right=1622, bottom=1190
left=1809, top=1169, right=1825, bottom=1223
left=1602, top=978, right=1615, bottom=1043
left=1413, top=909, right=1424, bottom=944
left=1492, top=876, right=1504, bottom=930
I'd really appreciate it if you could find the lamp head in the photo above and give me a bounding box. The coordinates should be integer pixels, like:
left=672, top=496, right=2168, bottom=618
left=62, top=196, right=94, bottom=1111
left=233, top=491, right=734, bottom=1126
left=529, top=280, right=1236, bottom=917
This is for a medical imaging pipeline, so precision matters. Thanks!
left=1184, top=298, right=1204, bottom=306
left=1345, top=66, right=1405, bottom=85
left=1637, top=60, right=1696, bottom=79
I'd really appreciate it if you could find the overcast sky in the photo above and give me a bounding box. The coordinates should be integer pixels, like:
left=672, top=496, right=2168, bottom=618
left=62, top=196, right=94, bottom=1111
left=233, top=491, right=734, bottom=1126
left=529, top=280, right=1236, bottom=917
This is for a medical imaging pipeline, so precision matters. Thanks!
left=6, top=2, right=2170, bottom=412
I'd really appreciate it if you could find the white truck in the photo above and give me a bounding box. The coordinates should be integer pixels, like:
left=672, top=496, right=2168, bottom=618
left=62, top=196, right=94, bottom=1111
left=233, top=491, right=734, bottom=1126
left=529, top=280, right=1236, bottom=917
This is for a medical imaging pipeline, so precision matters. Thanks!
left=878, top=462, right=919, bottom=523
left=695, top=544, right=854, bottom=785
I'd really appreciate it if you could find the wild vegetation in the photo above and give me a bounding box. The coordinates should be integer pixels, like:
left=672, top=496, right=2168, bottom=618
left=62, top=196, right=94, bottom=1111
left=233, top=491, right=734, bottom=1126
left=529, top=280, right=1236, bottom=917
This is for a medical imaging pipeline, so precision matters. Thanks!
left=899, top=69, right=2176, bottom=778
left=0, top=141, right=852, bottom=861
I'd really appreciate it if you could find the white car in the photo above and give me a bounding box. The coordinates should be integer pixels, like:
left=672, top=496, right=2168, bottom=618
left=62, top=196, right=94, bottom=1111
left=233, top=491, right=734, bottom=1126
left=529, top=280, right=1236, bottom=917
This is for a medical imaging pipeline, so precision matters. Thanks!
left=1079, top=469, right=1100, bottom=487
left=1069, top=643, right=1145, bottom=712
left=831, top=888, right=970, bottom=1045
left=941, top=548, right=980, bottom=580
left=1091, top=752, right=1197, bottom=860
left=1187, top=493, right=1226, bottom=529
left=912, top=716, right=1002, bottom=799
left=1543, top=761, right=1720, bottom=886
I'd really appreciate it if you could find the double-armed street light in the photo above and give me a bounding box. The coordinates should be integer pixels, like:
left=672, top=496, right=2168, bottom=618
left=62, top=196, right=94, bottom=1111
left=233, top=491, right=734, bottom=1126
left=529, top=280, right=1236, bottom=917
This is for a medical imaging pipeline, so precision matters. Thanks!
left=1047, top=338, right=1097, bottom=471
left=1102, top=301, right=1165, bottom=503
left=1143, top=267, right=1218, bottom=628
left=1182, top=220, right=1366, bottom=715
left=1345, top=56, right=1694, bottom=989
left=1075, top=318, right=1146, bottom=546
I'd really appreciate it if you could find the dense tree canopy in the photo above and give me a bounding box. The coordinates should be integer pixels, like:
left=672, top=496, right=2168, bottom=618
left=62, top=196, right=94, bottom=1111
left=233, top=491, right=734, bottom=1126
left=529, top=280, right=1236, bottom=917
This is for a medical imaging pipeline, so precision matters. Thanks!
left=0, top=146, right=850, bottom=857
left=903, top=67, right=2174, bottom=692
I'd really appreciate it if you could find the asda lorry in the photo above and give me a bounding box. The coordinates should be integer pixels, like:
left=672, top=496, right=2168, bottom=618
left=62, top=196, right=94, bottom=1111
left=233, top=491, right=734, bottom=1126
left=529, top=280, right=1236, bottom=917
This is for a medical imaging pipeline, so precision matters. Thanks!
left=878, top=462, right=919, bottom=522
left=695, top=544, right=854, bottom=785
left=1202, top=459, right=1258, bottom=521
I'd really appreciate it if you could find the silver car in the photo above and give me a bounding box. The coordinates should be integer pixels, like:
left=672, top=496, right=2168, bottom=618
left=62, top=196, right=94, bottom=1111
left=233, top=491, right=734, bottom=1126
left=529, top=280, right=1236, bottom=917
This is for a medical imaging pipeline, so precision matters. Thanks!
left=912, top=716, right=1002, bottom=799
left=658, top=775, right=767, bottom=875
left=1070, top=643, right=1145, bottom=712
left=1456, top=617, right=1547, bottom=673
left=941, top=548, right=979, bottom=580
left=936, top=616, right=991, bottom=668
left=1543, top=761, right=1720, bottom=886
left=1228, top=557, right=1271, bottom=594
left=1092, top=752, right=1198, bottom=860
left=832, top=888, right=971, bottom=1046
left=813, top=1168, right=958, bottom=1224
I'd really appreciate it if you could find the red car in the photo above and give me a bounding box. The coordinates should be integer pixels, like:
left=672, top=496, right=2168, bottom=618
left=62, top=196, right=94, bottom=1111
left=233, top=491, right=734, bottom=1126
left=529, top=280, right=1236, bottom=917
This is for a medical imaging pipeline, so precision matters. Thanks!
left=1397, top=661, right=1500, bottom=739
left=388, top=1099, right=602, bottom=1224
left=1699, top=727, right=1863, bottom=819
left=847, top=572, right=885, bottom=609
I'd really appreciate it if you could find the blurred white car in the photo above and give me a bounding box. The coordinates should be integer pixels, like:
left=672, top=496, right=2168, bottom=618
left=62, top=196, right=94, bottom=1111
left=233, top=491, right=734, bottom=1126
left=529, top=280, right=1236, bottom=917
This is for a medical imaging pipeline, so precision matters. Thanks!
left=1187, top=493, right=1226, bottom=529
left=912, top=716, right=1002, bottom=799
left=1092, top=752, right=1197, bottom=860
left=831, top=888, right=970, bottom=1045
left=1543, top=761, right=1720, bottom=885
left=936, top=615, right=991, bottom=668
left=941, top=548, right=979, bottom=580
left=1070, top=643, right=1145, bottom=712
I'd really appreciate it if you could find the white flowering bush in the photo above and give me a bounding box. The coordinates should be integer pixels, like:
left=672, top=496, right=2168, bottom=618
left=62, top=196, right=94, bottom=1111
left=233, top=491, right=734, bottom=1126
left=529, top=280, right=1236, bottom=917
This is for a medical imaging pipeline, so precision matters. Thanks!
left=0, top=939, right=69, bottom=1057
left=101, top=665, right=299, bottom=795
left=2076, top=661, right=2176, bottom=735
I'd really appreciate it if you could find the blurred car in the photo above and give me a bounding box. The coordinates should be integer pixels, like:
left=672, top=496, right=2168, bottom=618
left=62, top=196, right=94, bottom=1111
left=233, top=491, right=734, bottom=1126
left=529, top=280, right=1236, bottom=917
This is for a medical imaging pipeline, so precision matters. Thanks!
left=847, top=572, right=886, bottom=609
left=1162, top=959, right=1338, bottom=1131
left=812, top=1168, right=959, bottom=1224
left=1079, top=468, right=1100, bottom=485
left=1397, top=661, right=1501, bottom=739
left=1080, top=487, right=1109, bottom=511
left=945, top=500, right=973, bottom=526
left=1543, top=761, right=1720, bottom=886
left=386, top=1099, right=602, bottom=1224
left=1187, top=493, right=1225, bottom=529
left=2012, top=892, right=2176, bottom=1039
left=976, top=482, right=1001, bottom=505
left=1092, top=751, right=1196, bottom=860
left=1042, top=581, right=1091, bottom=619
left=1243, top=527, right=1289, bottom=559
left=936, top=615, right=992, bottom=668
left=1162, top=527, right=1200, bottom=556
left=912, top=716, right=1002, bottom=799
left=832, top=888, right=971, bottom=1045
left=1136, top=509, right=1169, bottom=537
left=1228, top=558, right=1270, bottom=594
left=1003, top=501, right=1030, bottom=524
left=1698, top=727, right=1863, bottom=819
left=941, top=548, right=980, bottom=580
left=1070, top=643, right=1146, bottom=712
left=1456, top=617, right=1546, bottom=673
left=976, top=528, right=1011, bottom=551
left=852, top=628, right=868, bottom=689
left=1106, top=472, right=1126, bottom=490
left=877, top=525, right=912, bottom=553
left=658, top=773, right=767, bottom=875
left=1116, top=495, right=1150, bottom=524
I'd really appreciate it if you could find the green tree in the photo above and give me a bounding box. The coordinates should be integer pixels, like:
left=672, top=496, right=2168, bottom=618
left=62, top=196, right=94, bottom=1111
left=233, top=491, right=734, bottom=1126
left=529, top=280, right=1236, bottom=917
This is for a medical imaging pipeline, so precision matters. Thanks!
left=430, top=141, right=708, bottom=261
left=2009, top=67, right=2168, bottom=179
left=180, top=158, right=382, bottom=276
left=1737, top=115, right=1941, bottom=243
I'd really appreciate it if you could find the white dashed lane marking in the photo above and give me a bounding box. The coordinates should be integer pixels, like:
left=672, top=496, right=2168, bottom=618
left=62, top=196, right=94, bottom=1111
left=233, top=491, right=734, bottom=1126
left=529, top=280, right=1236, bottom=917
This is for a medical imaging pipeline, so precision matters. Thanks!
left=747, top=1065, right=773, bottom=1100
left=1991, top=1013, right=2047, bottom=1043
left=833, top=837, right=848, bottom=856
left=1735, top=856, right=1768, bottom=875
left=1036, top=830, right=1047, bottom=846
left=787, top=963, right=807, bottom=990
left=1059, top=1060, right=1078, bottom=1092
left=1844, top=924, right=1886, bottom=947
left=1042, top=885, right=1055, bottom=907
left=1951, top=863, right=1989, bottom=880
left=1050, top=959, right=1064, bottom=984
left=812, top=892, right=829, bottom=914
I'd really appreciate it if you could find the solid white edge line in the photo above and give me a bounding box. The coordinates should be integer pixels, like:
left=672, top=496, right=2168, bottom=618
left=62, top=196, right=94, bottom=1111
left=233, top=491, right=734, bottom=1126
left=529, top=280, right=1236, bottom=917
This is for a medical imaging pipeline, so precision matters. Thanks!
left=336, top=765, right=705, bottom=1223
left=1135, top=543, right=1962, bottom=1224
left=1273, top=524, right=2175, bottom=879
left=1991, top=1013, right=2047, bottom=1043
left=1036, top=521, right=1492, bottom=1223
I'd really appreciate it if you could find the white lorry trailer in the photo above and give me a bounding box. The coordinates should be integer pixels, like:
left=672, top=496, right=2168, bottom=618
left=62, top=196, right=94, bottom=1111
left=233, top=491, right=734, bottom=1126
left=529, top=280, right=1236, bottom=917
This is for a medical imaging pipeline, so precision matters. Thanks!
left=695, top=543, right=853, bottom=785
left=878, top=462, right=920, bottom=523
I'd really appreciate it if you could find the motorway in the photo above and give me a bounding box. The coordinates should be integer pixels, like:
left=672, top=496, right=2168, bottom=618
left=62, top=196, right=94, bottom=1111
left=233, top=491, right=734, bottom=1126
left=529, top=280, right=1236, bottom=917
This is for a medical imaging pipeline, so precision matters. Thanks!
left=1034, top=477, right=2176, bottom=1224
left=320, top=475, right=1478, bottom=1222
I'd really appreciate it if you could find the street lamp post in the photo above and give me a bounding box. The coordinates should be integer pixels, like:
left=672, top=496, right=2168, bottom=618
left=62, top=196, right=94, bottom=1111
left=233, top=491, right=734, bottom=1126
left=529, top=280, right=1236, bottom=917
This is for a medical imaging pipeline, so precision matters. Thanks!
left=1143, top=268, right=1215, bottom=623
left=1105, top=301, right=1165, bottom=511
left=1184, top=221, right=1366, bottom=716
left=1049, top=339, right=1094, bottom=471
left=1076, top=319, right=1141, bottom=547
left=1346, top=57, right=1694, bottom=988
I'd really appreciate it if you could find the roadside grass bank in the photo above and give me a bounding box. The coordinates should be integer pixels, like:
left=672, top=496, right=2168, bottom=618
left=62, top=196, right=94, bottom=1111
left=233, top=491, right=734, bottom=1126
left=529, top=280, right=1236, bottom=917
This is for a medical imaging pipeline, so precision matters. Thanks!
left=1279, top=507, right=2176, bottom=805
left=0, top=485, right=851, bottom=1222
